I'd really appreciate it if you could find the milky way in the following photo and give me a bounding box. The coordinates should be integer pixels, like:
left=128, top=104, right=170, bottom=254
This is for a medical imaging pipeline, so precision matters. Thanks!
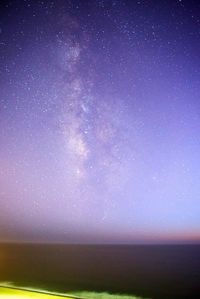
left=0, top=0, right=200, bottom=243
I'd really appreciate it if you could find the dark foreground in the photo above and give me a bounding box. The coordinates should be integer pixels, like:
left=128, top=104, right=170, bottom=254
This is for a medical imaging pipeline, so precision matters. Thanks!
left=0, top=244, right=199, bottom=299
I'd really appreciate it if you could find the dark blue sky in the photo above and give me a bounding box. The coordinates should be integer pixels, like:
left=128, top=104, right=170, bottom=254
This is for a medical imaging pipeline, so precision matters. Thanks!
left=0, top=0, right=200, bottom=243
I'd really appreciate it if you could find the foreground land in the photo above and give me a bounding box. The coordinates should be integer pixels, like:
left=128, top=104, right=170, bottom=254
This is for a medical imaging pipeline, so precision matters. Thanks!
left=0, top=287, right=73, bottom=299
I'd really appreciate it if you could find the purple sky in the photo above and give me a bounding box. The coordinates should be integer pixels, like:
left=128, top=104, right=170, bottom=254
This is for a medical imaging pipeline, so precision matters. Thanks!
left=0, top=0, right=200, bottom=243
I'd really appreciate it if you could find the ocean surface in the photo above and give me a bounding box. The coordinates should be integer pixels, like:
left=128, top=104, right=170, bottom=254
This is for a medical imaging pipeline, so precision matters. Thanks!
left=0, top=244, right=199, bottom=299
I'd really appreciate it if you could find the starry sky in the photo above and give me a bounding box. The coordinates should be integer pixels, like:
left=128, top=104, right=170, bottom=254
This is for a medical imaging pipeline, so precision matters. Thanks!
left=0, top=0, right=200, bottom=244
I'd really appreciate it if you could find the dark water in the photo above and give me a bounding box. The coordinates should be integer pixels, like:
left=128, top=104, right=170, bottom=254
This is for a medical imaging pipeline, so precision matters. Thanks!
left=0, top=243, right=199, bottom=299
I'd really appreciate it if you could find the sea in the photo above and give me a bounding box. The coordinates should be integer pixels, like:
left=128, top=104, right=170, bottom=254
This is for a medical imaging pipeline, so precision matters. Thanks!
left=0, top=243, right=199, bottom=299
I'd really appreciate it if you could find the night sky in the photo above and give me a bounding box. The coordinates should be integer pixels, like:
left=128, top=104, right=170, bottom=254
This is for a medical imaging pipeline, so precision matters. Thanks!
left=0, top=0, right=200, bottom=244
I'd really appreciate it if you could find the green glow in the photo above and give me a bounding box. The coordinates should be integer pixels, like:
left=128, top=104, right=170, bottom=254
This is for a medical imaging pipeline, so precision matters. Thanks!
left=68, top=291, right=145, bottom=299
left=0, top=285, right=147, bottom=299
